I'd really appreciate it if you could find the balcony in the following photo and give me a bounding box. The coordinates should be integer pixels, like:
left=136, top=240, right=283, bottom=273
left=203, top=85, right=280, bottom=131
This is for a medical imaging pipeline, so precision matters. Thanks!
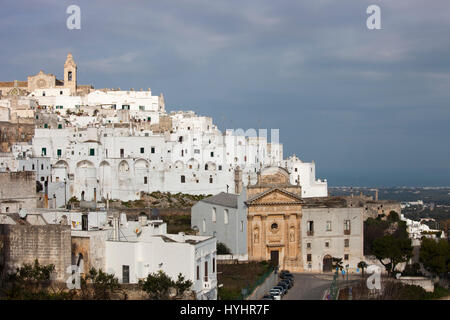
left=307, top=230, right=314, bottom=236
left=344, top=229, right=351, bottom=235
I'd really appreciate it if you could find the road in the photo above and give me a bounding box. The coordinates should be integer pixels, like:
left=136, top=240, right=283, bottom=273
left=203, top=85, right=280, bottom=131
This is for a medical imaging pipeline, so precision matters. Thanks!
left=282, top=273, right=334, bottom=300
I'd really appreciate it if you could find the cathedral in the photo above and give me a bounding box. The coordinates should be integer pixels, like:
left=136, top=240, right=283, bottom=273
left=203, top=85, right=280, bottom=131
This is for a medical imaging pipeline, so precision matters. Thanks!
left=0, top=53, right=92, bottom=96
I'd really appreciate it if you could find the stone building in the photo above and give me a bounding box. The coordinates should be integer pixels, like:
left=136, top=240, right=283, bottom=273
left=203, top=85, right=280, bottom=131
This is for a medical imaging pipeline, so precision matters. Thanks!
left=246, top=166, right=305, bottom=272
left=0, top=217, right=71, bottom=281
left=0, top=171, right=37, bottom=214
left=244, top=166, right=365, bottom=273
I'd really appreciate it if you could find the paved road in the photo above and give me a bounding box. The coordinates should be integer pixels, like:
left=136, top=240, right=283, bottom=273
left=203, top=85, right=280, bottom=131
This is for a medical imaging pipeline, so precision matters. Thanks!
left=282, top=273, right=334, bottom=300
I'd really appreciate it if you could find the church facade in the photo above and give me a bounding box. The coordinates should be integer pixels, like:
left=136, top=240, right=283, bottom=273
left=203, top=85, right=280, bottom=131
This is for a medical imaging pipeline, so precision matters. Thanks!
left=246, top=167, right=305, bottom=272
left=245, top=166, right=364, bottom=273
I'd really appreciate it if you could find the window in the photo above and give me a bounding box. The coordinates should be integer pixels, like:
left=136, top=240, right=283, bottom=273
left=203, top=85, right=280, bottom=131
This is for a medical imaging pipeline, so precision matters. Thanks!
left=240, top=220, right=244, bottom=232
left=68, top=71, right=72, bottom=81
left=151, top=147, right=155, bottom=154
left=213, top=258, right=216, bottom=273
left=325, top=241, right=329, bottom=248
left=89, top=148, right=95, bottom=156
left=326, top=221, right=332, bottom=231
left=41, top=164, right=44, bottom=170
left=204, top=261, right=208, bottom=282
left=224, top=209, right=229, bottom=224
left=210, top=151, right=214, bottom=157
left=139, top=105, right=145, bottom=111
left=209, top=175, right=213, bottom=184
left=307, top=254, right=312, bottom=262
left=60, top=91, right=63, bottom=95
left=120, top=149, right=124, bottom=158
left=212, top=207, right=216, bottom=222
left=344, top=239, right=350, bottom=248
left=144, top=177, right=148, bottom=184
left=181, top=175, right=185, bottom=183
left=44, top=123, right=48, bottom=128
left=271, top=223, right=278, bottom=230
left=140, top=147, right=145, bottom=154
left=196, top=265, right=200, bottom=280
left=307, top=221, right=314, bottom=236
left=58, top=124, right=62, bottom=129
left=344, top=220, right=351, bottom=235
left=344, top=254, right=349, bottom=261
left=147, top=117, right=151, bottom=122
left=32, top=164, right=35, bottom=170
left=57, top=149, right=62, bottom=157
left=194, top=149, right=200, bottom=154
left=306, top=242, right=311, bottom=249
left=295, top=168, right=298, bottom=172
left=205, top=164, right=208, bottom=170
left=218, top=165, right=222, bottom=171
left=42, top=91, right=45, bottom=96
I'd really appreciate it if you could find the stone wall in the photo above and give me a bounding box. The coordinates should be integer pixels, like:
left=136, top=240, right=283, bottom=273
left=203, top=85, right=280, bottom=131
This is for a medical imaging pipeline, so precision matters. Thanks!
left=0, top=121, right=34, bottom=152
left=0, top=171, right=37, bottom=212
left=0, top=224, right=71, bottom=281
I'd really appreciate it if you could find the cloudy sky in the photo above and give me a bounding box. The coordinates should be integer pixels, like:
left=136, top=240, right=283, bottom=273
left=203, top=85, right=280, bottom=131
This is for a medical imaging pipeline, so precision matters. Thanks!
left=1, top=0, right=449, bottom=186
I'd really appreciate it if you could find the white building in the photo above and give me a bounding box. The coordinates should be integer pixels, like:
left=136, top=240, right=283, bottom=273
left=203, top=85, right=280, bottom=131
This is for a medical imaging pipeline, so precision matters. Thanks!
left=105, top=217, right=217, bottom=300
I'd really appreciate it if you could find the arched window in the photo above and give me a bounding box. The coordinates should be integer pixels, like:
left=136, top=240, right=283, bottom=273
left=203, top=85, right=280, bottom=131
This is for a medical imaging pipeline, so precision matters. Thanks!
left=68, top=71, right=72, bottom=81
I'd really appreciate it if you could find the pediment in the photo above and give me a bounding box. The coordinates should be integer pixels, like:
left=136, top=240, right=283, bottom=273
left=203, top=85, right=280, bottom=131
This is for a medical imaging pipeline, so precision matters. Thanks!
left=246, top=188, right=302, bottom=205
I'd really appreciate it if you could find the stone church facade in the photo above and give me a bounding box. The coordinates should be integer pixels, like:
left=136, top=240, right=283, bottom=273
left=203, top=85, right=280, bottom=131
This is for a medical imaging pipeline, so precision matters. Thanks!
left=245, top=166, right=365, bottom=273
left=246, top=166, right=305, bottom=272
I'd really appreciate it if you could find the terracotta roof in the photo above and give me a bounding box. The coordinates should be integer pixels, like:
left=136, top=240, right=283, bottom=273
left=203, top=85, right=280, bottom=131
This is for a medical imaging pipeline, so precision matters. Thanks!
left=0, top=81, right=28, bottom=87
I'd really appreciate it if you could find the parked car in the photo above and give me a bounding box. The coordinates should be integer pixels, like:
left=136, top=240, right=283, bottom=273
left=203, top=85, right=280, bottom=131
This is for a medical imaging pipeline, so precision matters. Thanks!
left=280, top=272, right=293, bottom=280
left=280, top=278, right=293, bottom=289
left=273, top=285, right=286, bottom=295
left=268, top=289, right=282, bottom=300
left=277, top=282, right=289, bottom=293
left=262, top=294, right=274, bottom=300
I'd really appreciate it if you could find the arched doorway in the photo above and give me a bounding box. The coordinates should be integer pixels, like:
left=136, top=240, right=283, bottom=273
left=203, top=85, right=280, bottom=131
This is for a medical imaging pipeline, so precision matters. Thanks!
left=323, top=255, right=333, bottom=272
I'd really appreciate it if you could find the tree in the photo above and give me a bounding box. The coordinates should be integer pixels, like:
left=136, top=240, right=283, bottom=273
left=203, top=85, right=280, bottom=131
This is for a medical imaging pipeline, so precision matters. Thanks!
left=419, top=238, right=450, bottom=278
left=217, top=242, right=231, bottom=255
left=357, top=261, right=368, bottom=277
left=1, top=259, right=74, bottom=300
left=139, top=270, right=175, bottom=300
left=81, top=268, right=125, bottom=300
left=173, top=273, right=193, bottom=298
left=388, top=211, right=400, bottom=222
left=372, top=236, right=413, bottom=277
left=332, top=257, right=344, bottom=272
left=36, top=181, right=43, bottom=193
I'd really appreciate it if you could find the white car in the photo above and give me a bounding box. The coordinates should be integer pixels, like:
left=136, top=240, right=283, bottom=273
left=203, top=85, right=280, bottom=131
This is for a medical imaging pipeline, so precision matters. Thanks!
left=269, top=289, right=282, bottom=300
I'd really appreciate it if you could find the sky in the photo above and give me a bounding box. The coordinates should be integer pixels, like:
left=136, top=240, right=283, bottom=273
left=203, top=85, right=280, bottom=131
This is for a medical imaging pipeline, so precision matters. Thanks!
left=1, top=0, right=449, bottom=187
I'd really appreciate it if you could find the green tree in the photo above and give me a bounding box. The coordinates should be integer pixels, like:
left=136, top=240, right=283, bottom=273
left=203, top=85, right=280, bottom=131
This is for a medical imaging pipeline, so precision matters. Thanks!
left=372, top=236, right=413, bottom=277
left=173, top=273, right=193, bottom=298
left=387, top=211, right=400, bottom=222
left=332, top=257, right=344, bottom=272
left=1, top=259, right=73, bottom=300
left=217, top=242, right=231, bottom=255
left=419, top=238, right=450, bottom=278
left=139, top=270, right=174, bottom=300
left=81, top=268, right=125, bottom=300
left=357, top=261, right=368, bottom=277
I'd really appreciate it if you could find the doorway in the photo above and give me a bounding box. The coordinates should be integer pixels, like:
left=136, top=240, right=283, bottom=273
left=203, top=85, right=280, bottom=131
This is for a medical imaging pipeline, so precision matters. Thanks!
left=270, top=250, right=279, bottom=267
left=323, top=255, right=333, bottom=272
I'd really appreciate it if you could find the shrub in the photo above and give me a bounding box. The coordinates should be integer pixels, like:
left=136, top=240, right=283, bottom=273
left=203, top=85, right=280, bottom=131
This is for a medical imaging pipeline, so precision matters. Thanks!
left=217, top=242, right=231, bottom=255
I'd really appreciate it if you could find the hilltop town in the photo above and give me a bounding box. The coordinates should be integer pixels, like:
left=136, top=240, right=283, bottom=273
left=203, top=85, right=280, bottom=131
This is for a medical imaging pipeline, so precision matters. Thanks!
left=0, top=54, right=448, bottom=300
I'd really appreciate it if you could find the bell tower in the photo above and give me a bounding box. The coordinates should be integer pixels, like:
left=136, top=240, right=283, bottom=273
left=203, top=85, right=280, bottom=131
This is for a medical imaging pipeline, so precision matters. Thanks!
left=64, top=53, right=77, bottom=95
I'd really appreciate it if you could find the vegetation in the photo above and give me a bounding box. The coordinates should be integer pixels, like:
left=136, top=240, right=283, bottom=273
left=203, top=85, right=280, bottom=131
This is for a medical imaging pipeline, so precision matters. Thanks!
left=419, top=238, right=450, bottom=278
left=372, top=236, right=413, bottom=277
left=357, top=261, right=368, bottom=277
left=217, top=261, right=272, bottom=300
left=217, top=242, right=232, bottom=255
left=80, top=268, right=126, bottom=300
left=0, top=260, right=74, bottom=300
left=139, top=270, right=192, bottom=300
left=332, top=257, right=344, bottom=271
